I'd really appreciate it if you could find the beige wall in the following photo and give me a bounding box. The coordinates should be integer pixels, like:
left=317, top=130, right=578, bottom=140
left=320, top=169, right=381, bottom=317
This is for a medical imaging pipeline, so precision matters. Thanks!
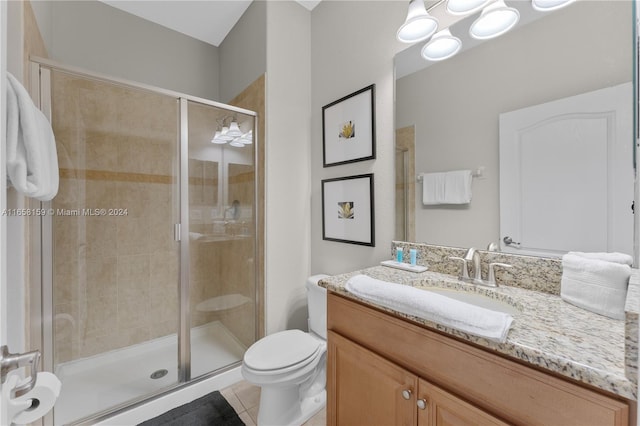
left=31, top=0, right=220, bottom=100
left=219, top=1, right=267, bottom=103
left=265, top=1, right=312, bottom=333
left=396, top=1, right=632, bottom=249
left=310, top=1, right=407, bottom=275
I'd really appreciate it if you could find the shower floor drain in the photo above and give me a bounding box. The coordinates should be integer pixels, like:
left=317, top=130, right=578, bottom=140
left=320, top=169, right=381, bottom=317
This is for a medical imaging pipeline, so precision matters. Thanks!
left=150, top=369, right=168, bottom=379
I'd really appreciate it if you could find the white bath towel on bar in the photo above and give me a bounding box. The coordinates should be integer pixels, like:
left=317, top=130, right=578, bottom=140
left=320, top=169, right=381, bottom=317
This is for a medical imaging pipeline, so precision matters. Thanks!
left=5, top=72, right=59, bottom=201
left=345, top=274, right=514, bottom=343
left=422, top=170, right=472, bottom=205
left=561, top=253, right=631, bottom=320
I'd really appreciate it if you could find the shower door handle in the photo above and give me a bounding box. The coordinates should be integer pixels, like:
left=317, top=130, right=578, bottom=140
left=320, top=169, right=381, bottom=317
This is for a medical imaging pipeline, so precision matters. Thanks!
left=0, top=345, right=40, bottom=397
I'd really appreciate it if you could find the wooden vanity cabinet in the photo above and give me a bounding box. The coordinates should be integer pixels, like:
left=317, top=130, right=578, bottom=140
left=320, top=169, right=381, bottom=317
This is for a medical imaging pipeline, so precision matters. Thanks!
left=328, top=330, right=508, bottom=426
left=327, top=292, right=632, bottom=426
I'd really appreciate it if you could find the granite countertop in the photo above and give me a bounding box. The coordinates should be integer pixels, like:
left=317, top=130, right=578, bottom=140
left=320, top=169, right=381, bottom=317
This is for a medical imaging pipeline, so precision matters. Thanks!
left=321, top=266, right=639, bottom=401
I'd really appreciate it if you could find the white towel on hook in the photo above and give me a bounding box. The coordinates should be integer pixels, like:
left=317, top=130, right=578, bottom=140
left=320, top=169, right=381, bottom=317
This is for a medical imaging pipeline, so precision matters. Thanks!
left=5, top=72, right=59, bottom=201
left=345, top=274, right=514, bottom=343
left=422, top=170, right=472, bottom=205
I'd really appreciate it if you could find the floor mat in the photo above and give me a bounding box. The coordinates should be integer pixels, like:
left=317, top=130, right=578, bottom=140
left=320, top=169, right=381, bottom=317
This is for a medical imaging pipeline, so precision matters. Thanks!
left=138, top=391, right=244, bottom=426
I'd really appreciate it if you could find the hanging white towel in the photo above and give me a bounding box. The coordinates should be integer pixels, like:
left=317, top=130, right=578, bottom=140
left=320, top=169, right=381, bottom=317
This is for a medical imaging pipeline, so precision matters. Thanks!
left=422, top=169, right=472, bottom=205
left=345, top=274, right=514, bottom=343
left=560, top=253, right=631, bottom=320
left=5, top=72, right=59, bottom=201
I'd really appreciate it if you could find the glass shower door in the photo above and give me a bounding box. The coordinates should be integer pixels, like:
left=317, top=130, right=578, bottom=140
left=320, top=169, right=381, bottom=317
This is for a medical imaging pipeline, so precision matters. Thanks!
left=186, top=100, right=256, bottom=378
left=47, top=69, right=180, bottom=424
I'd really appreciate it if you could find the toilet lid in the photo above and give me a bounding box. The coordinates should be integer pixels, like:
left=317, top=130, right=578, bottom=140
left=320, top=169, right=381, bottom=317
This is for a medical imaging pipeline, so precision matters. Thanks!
left=244, top=330, right=321, bottom=371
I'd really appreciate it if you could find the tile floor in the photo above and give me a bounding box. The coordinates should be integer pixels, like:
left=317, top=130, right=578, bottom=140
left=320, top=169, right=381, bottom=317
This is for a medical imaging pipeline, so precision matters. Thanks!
left=221, top=380, right=326, bottom=426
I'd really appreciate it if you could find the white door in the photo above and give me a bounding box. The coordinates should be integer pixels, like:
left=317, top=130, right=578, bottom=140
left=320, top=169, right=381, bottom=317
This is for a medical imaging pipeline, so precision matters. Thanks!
left=499, top=82, right=634, bottom=258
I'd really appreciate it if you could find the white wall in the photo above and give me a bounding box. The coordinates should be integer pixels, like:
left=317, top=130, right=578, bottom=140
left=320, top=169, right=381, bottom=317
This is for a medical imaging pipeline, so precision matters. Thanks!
left=396, top=1, right=632, bottom=249
left=5, top=0, right=26, bottom=355
left=0, top=0, right=7, bottom=349
left=310, top=1, right=406, bottom=275
left=31, top=0, right=220, bottom=100
left=265, top=1, right=312, bottom=333
left=219, top=1, right=267, bottom=103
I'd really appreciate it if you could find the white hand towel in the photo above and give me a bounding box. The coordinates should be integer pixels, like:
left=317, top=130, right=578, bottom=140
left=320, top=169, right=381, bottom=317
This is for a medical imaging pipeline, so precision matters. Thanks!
left=5, top=72, right=59, bottom=201
left=345, top=274, right=514, bottom=343
left=422, top=170, right=472, bottom=205
left=421, top=172, right=445, bottom=205
left=561, top=254, right=631, bottom=320
left=568, top=251, right=633, bottom=266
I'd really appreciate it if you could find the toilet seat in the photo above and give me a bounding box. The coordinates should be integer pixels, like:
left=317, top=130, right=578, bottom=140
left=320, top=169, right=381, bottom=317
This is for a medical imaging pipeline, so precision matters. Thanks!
left=243, top=330, right=321, bottom=374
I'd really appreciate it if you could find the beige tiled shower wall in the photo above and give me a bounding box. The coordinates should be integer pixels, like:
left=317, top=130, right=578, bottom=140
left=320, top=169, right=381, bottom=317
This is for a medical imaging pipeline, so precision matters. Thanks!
left=51, top=73, right=180, bottom=363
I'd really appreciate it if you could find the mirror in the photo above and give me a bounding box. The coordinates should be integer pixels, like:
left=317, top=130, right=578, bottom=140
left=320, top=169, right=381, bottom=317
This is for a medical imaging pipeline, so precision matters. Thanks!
left=394, top=0, right=634, bottom=256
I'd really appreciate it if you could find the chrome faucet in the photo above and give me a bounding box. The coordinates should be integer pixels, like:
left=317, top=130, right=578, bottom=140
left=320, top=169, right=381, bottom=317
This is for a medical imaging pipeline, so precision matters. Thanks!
left=464, top=247, right=483, bottom=284
left=450, top=249, right=513, bottom=288
left=449, top=247, right=482, bottom=283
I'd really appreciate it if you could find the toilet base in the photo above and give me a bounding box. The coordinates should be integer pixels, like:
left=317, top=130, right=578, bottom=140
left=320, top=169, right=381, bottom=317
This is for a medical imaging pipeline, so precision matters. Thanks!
left=256, top=388, right=326, bottom=426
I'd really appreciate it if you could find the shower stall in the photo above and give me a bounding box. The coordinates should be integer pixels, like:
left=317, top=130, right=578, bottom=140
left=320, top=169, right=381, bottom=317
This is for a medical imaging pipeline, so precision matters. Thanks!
left=28, top=59, right=260, bottom=425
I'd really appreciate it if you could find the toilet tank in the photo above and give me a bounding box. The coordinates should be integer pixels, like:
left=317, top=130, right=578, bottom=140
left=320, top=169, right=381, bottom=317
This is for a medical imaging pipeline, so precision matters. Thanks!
left=306, top=274, right=329, bottom=340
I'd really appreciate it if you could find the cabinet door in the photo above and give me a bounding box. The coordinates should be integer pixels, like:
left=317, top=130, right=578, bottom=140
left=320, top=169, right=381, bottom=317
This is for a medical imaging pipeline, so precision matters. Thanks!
left=418, top=379, right=510, bottom=426
left=328, top=331, right=417, bottom=426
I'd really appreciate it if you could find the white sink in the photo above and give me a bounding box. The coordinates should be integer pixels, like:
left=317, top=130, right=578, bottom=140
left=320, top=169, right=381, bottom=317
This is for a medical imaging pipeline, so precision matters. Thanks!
left=415, top=286, right=520, bottom=316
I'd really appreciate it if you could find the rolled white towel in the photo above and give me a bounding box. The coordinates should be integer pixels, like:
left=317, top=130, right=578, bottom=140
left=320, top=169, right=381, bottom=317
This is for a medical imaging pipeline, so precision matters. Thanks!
left=561, top=254, right=631, bottom=320
left=345, top=275, right=514, bottom=343
left=568, top=251, right=633, bottom=266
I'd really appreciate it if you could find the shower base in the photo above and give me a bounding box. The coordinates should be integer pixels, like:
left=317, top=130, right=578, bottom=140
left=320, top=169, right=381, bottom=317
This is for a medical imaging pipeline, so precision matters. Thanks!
left=53, top=321, right=246, bottom=425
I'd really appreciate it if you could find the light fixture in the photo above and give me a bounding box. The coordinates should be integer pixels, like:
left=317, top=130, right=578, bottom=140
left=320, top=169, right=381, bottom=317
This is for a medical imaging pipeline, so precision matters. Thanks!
left=531, top=0, right=575, bottom=12
left=397, top=0, right=439, bottom=44
left=211, top=130, right=227, bottom=144
left=469, top=0, right=520, bottom=40
left=226, top=120, right=243, bottom=137
left=421, top=29, right=461, bottom=61
left=446, top=0, right=492, bottom=16
left=229, top=140, right=245, bottom=148
left=237, top=130, right=253, bottom=145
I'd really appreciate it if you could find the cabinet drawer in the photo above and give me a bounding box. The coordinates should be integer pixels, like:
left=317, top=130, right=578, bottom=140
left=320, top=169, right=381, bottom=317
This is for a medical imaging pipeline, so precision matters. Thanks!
left=328, top=293, right=630, bottom=426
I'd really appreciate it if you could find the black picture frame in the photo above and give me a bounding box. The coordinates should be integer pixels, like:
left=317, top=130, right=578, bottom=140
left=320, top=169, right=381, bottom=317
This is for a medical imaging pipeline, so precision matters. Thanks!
left=321, top=173, right=375, bottom=247
left=322, top=85, right=376, bottom=167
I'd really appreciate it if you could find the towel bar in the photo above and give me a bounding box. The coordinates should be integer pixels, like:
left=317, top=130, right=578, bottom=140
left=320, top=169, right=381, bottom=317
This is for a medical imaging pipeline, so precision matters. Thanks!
left=417, top=167, right=484, bottom=182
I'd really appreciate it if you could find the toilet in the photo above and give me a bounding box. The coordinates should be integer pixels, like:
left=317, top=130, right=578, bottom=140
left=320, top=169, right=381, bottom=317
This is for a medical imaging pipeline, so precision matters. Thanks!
left=241, top=274, right=329, bottom=426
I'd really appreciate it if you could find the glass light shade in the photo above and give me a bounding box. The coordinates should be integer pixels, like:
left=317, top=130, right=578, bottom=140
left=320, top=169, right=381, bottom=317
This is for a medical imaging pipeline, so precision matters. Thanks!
left=469, top=0, right=520, bottom=40
left=229, top=140, right=245, bottom=148
left=446, top=0, right=492, bottom=16
left=531, top=0, right=575, bottom=12
left=397, top=0, right=438, bottom=44
left=238, top=132, right=253, bottom=145
left=212, top=131, right=228, bottom=144
left=421, top=29, right=461, bottom=61
left=240, top=131, right=253, bottom=144
left=226, top=120, right=243, bottom=137
left=218, top=126, right=234, bottom=141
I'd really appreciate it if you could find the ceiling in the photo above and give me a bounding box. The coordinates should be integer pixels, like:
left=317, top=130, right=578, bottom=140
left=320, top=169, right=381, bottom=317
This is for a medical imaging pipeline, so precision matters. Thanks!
left=99, top=0, right=322, bottom=47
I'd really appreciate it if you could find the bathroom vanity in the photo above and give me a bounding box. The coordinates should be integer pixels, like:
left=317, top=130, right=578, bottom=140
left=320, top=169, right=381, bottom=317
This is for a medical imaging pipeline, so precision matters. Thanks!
left=321, top=246, right=639, bottom=426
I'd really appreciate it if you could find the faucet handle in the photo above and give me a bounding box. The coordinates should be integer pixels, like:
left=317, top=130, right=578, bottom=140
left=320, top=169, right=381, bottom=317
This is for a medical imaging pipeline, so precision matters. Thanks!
left=449, top=256, right=470, bottom=280
left=488, top=262, right=512, bottom=287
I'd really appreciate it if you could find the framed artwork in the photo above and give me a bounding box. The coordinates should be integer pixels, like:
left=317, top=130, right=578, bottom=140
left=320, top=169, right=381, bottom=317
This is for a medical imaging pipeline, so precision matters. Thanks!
left=322, top=84, right=376, bottom=167
left=322, top=174, right=375, bottom=246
